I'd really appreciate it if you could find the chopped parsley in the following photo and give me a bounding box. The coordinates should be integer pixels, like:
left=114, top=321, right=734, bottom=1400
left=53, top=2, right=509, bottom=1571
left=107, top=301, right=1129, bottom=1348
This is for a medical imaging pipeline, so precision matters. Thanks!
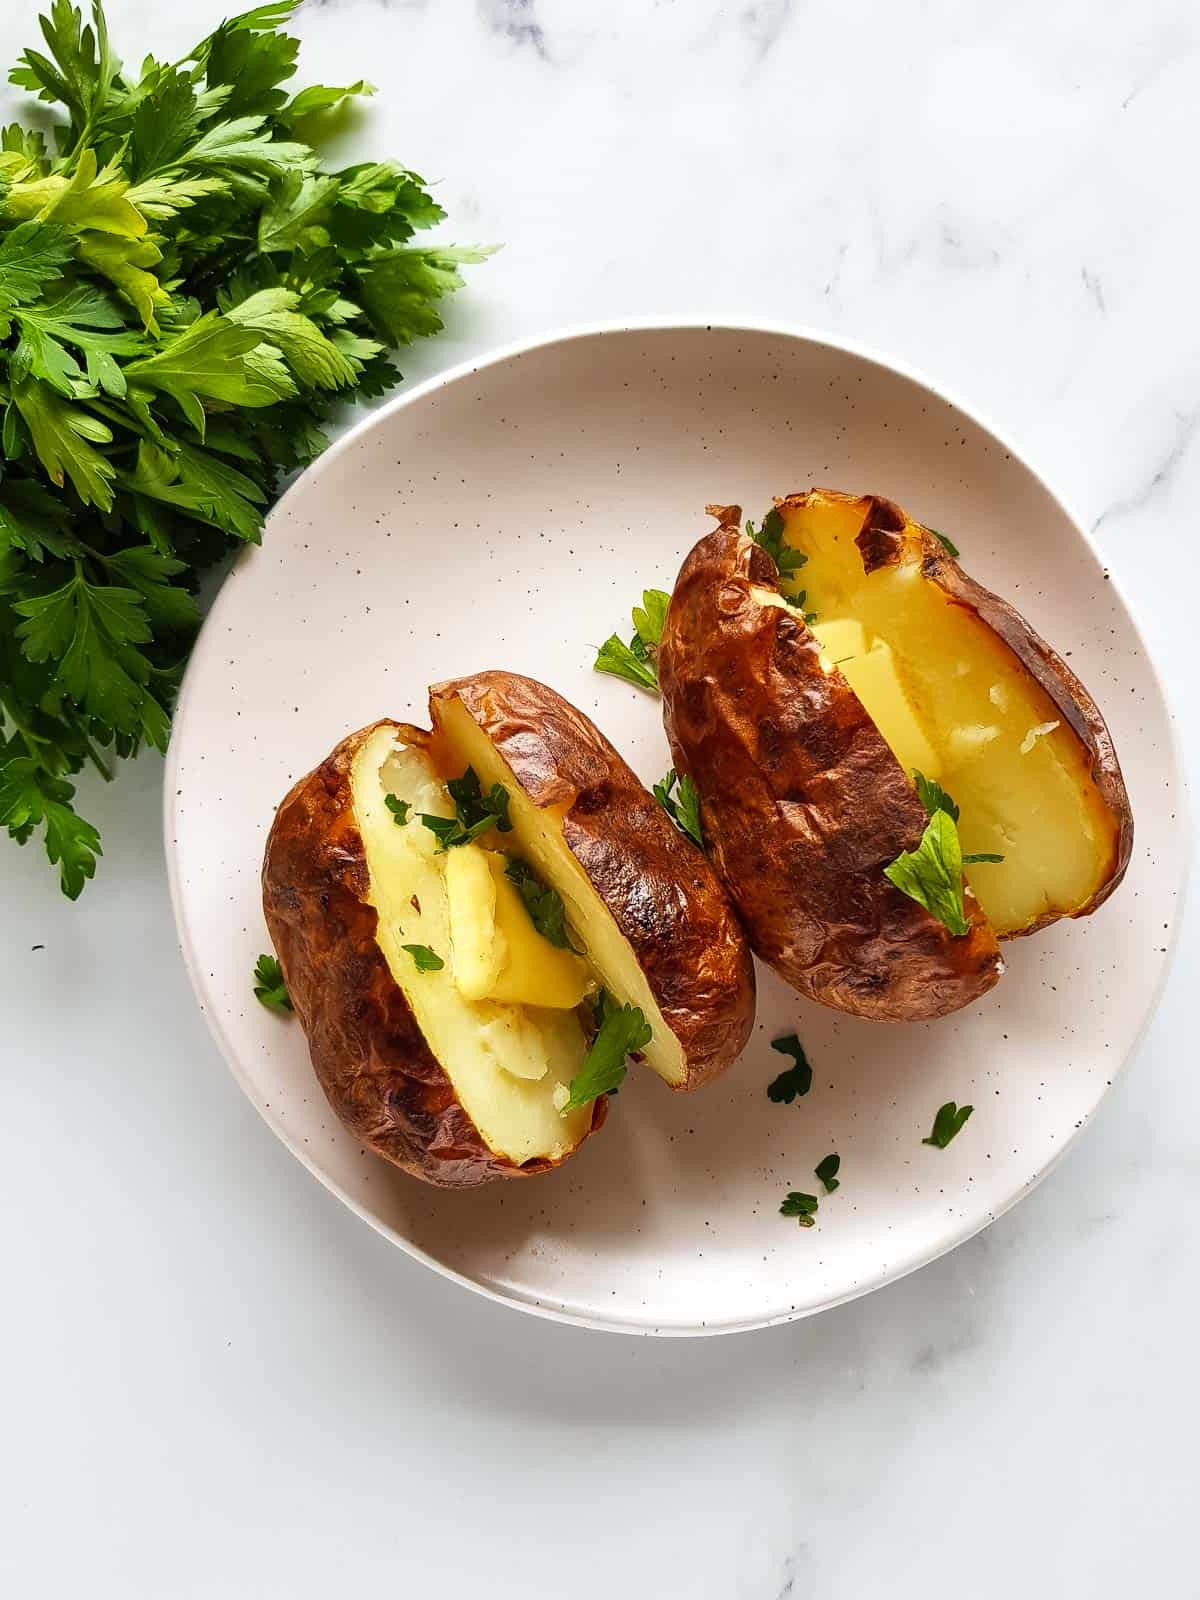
left=653, top=767, right=704, bottom=849
left=814, top=1153, right=841, bottom=1193
left=780, top=1191, right=819, bottom=1227
left=767, top=1034, right=813, bottom=1102
left=420, top=766, right=510, bottom=850
left=402, top=944, right=444, bottom=972
left=930, top=529, right=961, bottom=558
left=963, top=851, right=1005, bottom=865
left=447, top=767, right=512, bottom=833
left=923, top=1101, right=973, bottom=1148
left=253, top=953, right=292, bottom=1015
left=593, top=587, right=671, bottom=693
left=384, top=794, right=411, bottom=826
left=559, top=1001, right=651, bottom=1111
left=505, top=857, right=578, bottom=951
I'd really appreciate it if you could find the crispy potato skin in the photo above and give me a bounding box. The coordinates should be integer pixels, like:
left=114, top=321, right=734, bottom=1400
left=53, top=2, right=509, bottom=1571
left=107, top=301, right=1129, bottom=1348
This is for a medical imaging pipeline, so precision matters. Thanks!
left=262, top=721, right=604, bottom=1188
left=798, top=488, right=1133, bottom=933
left=430, top=673, right=757, bottom=1088
left=658, top=508, right=1003, bottom=1022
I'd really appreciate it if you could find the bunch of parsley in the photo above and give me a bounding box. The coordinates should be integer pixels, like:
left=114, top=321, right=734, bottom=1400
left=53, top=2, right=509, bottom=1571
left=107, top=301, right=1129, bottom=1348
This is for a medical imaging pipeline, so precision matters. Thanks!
left=0, top=0, right=488, bottom=897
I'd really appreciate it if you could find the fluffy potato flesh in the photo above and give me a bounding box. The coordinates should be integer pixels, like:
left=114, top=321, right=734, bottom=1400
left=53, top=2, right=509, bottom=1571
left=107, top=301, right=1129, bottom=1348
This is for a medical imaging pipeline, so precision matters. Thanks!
left=433, top=695, right=688, bottom=1087
left=350, top=726, right=593, bottom=1164
left=776, top=493, right=1123, bottom=935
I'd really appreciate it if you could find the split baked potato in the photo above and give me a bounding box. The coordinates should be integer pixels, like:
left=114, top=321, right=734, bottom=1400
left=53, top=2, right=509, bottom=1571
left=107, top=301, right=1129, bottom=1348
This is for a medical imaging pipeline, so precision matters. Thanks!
left=262, top=672, right=755, bottom=1187
left=658, top=492, right=1132, bottom=1022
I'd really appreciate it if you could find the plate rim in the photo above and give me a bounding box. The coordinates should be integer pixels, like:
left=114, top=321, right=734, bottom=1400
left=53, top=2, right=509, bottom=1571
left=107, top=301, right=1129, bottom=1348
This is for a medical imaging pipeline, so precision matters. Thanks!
left=164, top=315, right=1193, bottom=1337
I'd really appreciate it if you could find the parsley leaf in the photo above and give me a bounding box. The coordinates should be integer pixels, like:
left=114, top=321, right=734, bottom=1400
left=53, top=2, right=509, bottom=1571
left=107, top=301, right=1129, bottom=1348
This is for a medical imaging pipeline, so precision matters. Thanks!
left=780, top=1191, right=819, bottom=1227
left=384, top=793, right=410, bottom=826
left=767, top=1034, right=813, bottom=1102
left=912, top=770, right=960, bottom=823
left=747, top=507, right=808, bottom=580
left=0, top=0, right=490, bottom=898
left=253, top=951, right=292, bottom=1013
left=447, top=766, right=511, bottom=833
left=631, top=588, right=669, bottom=647
left=421, top=766, right=511, bottom=849
left=593, top=633, right=658, bottom=691
left=814, top=1153, right=841, bottom=1193
left=652, top=767, right=704, bottom=849
left=593, top=588, right=671, bottom=692
left=505, top=856, right=577, bottom=951
left=560, top=1002, right=652, bottom=1111
left=930, top=528, right=960, bottom=558
left=402, top=943, right=444, bottom=972
left=923, top=1101, right=973, bottom=1148
left=884, top=808, right=970, bottom=936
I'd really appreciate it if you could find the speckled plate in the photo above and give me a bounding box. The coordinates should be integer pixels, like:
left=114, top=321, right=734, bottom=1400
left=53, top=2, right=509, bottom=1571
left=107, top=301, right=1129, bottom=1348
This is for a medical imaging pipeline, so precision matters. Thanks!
left=166, top=321, right=1187, bottom=1336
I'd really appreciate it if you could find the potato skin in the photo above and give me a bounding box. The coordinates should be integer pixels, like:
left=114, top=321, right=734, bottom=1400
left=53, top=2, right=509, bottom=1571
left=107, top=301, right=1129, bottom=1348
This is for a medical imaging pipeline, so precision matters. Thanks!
left=658, top=508, right=1003, bottom=1022
left=430, top=673, right=757, bottom=1088
left=262, top=721, right=605, bottom=1188
left=800, top=488, right=1133, bottom=934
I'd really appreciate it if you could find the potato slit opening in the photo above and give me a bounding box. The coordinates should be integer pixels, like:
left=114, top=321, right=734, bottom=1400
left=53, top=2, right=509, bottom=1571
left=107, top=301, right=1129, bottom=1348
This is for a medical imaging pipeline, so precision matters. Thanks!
left=777, top=493, right=1122, bottom=935
left=433, top=696, right=688, bottom=1087
left=349, top=726, right=593, bottom=1165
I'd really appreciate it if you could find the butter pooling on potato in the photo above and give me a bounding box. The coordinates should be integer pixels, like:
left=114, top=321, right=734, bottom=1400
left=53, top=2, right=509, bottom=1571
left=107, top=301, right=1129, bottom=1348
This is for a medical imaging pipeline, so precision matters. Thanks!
left=262, top=674, right=755, bottom=1187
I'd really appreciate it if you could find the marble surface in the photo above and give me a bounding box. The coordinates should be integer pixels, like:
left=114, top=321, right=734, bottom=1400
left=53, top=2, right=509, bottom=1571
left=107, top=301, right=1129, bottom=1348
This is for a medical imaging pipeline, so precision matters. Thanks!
left=1, top=1, right=1197, bottom=1595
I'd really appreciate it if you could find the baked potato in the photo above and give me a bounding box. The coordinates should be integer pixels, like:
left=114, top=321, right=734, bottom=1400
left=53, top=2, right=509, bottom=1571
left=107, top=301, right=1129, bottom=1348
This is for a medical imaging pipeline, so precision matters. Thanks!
left=658, top=493, right=1132, bottom=1022
left=262, top=673, right=755, bottom=1187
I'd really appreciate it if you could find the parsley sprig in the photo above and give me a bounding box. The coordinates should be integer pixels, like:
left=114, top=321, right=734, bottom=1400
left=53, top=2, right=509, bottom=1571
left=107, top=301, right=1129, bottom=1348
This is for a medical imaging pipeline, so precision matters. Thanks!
left=505, top=856, right=579, bottom=951
left=559, top=993, right=651, bottom=1111
left=746, top=508, right=817, bottom=622
left=884, top=771, right=1005, bottom=935
left=420, top=766, right=511, bottom=850
left=0, top=0, right=490, bottom=897
left=253, top=951, right=292, bottom=1013
left=653, top=767, right=704, bottom=849
left=593, top=587, right=670, bottom=693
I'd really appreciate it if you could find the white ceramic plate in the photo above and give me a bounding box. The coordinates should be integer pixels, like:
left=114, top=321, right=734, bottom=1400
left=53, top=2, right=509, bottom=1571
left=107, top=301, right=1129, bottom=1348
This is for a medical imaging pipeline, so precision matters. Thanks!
left=167, top=321, right=1187, bottom=1336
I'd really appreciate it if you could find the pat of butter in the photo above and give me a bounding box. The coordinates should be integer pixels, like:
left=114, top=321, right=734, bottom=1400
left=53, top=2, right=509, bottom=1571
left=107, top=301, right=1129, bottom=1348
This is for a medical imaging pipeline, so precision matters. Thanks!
left=447, top=845, right=589, bottom=1010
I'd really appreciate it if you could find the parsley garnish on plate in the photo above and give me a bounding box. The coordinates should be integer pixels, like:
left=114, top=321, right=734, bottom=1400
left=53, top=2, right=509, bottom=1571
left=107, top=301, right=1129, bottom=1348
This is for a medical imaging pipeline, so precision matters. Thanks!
left=384, top=795, right=411, bottom=826
left=815, top=1153, right=841, bottom=1193
left=923, top=1101, right=973, bottom=1148
left=559, top=1001, right=651, bottom=1111
left=653, top=768, right=704, bottom=849
left=402, top=943, right=444, bottom=972
left=421, top=766, right=511, bottom=850
left=0, top=0, right=491, bottom=900
left=767, top=1034, right=813, bottom=1102
left=505, top=857, right=578, bottom=951
left=253, top=952, right=292, bottom=1014
left=593, top=588, right=671, bottom=692
left=780, top=1191, right=819, bottom=1227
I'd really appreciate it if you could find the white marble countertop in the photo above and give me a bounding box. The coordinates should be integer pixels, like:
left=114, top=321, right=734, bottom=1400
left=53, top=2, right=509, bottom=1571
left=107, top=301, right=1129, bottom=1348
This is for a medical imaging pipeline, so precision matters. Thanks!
left=2, top=2, right=1197, bottom=1595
